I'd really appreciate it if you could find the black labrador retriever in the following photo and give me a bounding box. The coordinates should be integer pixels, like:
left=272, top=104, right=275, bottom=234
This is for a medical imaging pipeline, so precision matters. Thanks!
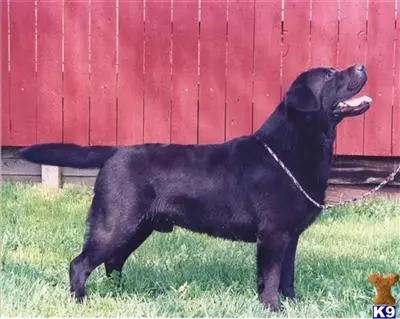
left=20, top=64, right=371, bottom=311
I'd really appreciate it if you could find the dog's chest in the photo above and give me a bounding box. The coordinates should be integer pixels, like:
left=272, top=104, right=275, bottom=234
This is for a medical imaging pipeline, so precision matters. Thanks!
left=212, top=220, right=258, bottom=242
left=293, top=206, right=322, bottom=234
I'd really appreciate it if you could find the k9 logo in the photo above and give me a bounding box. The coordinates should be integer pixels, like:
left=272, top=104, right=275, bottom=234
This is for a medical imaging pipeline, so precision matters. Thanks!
left=372, top=305, right=397, bottom=319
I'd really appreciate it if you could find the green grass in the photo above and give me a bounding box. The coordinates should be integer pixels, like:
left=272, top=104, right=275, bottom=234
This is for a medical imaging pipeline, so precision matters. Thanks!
left=1, top=182, right=399, bottom=317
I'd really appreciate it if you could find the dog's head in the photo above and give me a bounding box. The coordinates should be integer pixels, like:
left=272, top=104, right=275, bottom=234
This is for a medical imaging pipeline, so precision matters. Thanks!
left=284, top=64, right=371, bottom=126
left=368, top=273, right=399, bottom=288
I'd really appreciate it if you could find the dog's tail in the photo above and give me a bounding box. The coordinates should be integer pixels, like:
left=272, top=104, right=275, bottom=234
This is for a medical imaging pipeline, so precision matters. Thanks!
left=19, top=143, right=118, bottom=169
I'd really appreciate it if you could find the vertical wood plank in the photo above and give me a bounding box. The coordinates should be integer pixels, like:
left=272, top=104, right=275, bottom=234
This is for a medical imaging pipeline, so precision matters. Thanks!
left=392, top=9, right=400, bottom=156
left=253, top=0, right=281, bottom=131
left=282, top=0, right=310, bottom=93
left=310, top=0, right=338, bottom=66
left=364, top=0, right=395, bottom=156
left=63, top=1, right=90, bottom=145
left=37, top=1, right=62, bottom=143
left=225, top=0, right=254, bottom=140
left=1, top=0, right=11, bottom=145
left=171, top=0, right=198, bottom=144
left=9, top=0, right=36, bottom=145
left=314, top=0, right=338, bottom=155
left=310, top=0, right=339, bottom=153
left=198, top=0, right=227, bottom=144
left=90, top=1, right=117, bottom=145
left=143, top=0, right=171, bottom=143
left=336, top=0, right=367, bottom=155
left=117, top=0, right=144, bottom=145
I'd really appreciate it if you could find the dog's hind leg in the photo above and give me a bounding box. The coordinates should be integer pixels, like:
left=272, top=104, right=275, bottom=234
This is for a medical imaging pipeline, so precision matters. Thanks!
left=70, top=228, right=145, bottom=301
left=69, top=249, right=98, bottom=302
left=69, top=205, right=148, bottom=301
left=104, top=226, right=153, bottom=281
left=279, top=235, right=299, bottom=299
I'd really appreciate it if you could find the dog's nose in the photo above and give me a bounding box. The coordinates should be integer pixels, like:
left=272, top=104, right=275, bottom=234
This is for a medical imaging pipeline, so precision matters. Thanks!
left=354, top=64, right=365, bottom=72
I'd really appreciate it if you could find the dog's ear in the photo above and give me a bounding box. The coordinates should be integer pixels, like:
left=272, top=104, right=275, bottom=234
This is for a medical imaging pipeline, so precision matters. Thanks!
left=284, top=86, right=320, bottom=112
left=386, top=273, right=399, bottom=283
left=368, top=273, right=381, bottom=285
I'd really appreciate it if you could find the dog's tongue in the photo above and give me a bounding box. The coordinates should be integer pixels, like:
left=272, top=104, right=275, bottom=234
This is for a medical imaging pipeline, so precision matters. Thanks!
left=338, top=95, right=372, bottom=107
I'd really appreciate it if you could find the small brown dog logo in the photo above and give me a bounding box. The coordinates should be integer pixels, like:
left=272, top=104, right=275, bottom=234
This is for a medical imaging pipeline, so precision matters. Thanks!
left=368, top=272, right=399, bottom=305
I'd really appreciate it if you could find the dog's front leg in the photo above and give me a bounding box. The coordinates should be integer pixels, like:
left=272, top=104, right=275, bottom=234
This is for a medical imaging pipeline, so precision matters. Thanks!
left=256, top=231, right=289, bottom=311
left=279, top=235, right=299, bottom=299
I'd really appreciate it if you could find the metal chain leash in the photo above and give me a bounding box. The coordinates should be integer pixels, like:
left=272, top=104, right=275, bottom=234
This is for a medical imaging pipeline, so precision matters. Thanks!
left=260, top=141, right=400, bottom=210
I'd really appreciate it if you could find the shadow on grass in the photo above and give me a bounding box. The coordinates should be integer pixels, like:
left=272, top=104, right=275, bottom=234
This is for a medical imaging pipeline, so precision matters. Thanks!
left=117, top=257, right=254, bottom=297
left=94, top=249, right=394, bottom=304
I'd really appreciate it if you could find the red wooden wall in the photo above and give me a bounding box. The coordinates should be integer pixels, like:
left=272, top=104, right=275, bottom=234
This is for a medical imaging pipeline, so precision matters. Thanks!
left=1, top=0, right=399, bottom=156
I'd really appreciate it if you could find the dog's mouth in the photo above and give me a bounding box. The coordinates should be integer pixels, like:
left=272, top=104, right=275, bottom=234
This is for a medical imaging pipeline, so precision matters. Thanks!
left=333, top=95, right=372, bottom=117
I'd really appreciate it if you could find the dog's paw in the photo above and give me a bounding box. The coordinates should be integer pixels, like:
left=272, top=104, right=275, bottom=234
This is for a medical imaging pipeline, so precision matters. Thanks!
left=279, top=286, right=296, bottom=300
left=264, top=302, right=281, bottom=312
left=259, top=294, right=281, bottom=312
left=70, top=289, right=85, bottom=304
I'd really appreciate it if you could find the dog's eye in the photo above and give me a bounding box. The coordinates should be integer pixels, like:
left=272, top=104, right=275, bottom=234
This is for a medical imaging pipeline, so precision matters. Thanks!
left=325, top=72, right=334, bottom=79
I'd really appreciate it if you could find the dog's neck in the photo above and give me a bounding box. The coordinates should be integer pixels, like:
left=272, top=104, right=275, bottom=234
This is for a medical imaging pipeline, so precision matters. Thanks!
left=254, top=103, right=336, bottom=201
